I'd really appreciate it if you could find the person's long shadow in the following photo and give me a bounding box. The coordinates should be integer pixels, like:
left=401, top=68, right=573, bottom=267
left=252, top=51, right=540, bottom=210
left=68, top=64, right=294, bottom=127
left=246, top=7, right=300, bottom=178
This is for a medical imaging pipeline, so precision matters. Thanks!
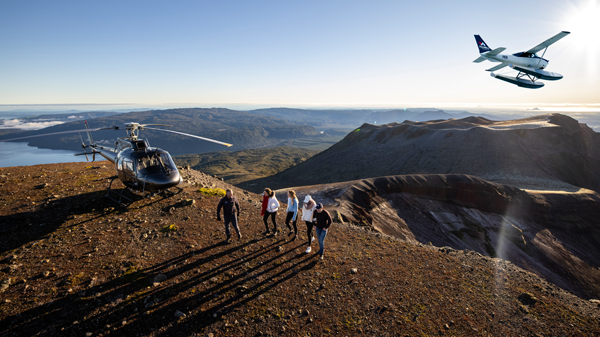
left=0, top=190, right=112, bottom=254
left=114, top=238, right=320, bottom=336
left=0, top=233, right=318, bottom=337
left=0, top=181, right=191, bottom=255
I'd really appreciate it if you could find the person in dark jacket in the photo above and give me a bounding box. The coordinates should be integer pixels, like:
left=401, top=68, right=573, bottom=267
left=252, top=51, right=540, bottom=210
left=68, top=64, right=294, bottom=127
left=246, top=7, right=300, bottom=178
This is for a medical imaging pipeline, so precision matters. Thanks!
left=216, top=189, right=242, bottom=243
left=312, top=203, right=332, bottom=260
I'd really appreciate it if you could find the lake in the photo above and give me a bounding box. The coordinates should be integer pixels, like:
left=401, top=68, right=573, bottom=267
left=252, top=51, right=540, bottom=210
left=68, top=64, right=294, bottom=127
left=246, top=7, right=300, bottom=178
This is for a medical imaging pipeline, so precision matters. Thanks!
left=0, top=142, right=92, bottom=167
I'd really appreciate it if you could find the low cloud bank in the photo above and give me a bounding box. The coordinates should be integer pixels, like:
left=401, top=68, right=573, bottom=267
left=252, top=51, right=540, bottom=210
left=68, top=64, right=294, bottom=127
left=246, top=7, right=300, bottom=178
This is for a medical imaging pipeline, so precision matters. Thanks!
left=0, top=119, right=65, bottom=130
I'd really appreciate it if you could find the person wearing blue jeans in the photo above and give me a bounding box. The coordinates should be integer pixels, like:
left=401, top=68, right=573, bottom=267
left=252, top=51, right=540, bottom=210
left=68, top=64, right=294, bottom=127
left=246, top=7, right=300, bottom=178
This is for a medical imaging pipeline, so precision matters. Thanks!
left=312, top=203, right=332, bottom=260
left=216, top=189, right=242, bottom=243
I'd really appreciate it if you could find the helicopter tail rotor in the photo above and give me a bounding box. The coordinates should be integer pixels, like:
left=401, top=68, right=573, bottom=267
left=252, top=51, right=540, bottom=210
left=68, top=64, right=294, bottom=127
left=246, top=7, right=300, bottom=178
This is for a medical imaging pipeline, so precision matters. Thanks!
left=84, top=121, right=96, bottom=146
left=78, top=133, right=89, bottom=161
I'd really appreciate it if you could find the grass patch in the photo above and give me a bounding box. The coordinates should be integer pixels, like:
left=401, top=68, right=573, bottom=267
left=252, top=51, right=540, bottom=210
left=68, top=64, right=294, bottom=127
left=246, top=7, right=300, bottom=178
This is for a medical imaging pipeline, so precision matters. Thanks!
left=68, top=272, right=85, bottom=285
left=198, top=188, right=226, bottom=197
left=161, top=224, right=179, bottom=233
left=120, top=266, right=146, bottom=283
left=342, top=313, right=362, bottom=330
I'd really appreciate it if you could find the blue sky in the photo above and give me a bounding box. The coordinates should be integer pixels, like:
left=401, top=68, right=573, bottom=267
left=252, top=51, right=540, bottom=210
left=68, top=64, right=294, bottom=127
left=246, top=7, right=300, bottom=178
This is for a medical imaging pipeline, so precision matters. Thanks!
left=1, top=0, right=599, bottom=106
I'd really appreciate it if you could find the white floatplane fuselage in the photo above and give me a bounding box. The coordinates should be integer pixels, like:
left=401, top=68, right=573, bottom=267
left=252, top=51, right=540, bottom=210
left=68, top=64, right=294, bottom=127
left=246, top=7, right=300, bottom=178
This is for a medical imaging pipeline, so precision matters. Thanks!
left=473, top=31, right=569, bottom=89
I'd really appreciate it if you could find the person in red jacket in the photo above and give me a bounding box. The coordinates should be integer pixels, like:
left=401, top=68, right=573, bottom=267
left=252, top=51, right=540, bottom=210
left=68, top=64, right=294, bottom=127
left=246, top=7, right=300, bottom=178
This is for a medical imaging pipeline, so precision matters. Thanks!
left=261, top=188, right=271, bottom=234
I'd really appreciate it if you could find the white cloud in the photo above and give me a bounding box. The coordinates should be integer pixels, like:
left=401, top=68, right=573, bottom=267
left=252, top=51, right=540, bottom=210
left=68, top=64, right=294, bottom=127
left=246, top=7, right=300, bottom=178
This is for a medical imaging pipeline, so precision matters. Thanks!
left=0, top=119, right=65, bottom=130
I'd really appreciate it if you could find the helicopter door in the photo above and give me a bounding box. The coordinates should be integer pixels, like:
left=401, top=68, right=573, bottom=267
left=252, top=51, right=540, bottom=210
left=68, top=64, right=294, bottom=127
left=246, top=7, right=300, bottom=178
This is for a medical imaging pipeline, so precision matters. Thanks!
left=122, top=158, right=137, bottom=185
left=116, top=157, right=125, bottom=180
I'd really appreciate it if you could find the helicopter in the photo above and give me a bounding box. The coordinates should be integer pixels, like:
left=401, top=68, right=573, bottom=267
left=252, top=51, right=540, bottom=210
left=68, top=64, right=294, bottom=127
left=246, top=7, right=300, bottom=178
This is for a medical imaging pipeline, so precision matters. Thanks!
left=0, top=122, right=232, bottom=205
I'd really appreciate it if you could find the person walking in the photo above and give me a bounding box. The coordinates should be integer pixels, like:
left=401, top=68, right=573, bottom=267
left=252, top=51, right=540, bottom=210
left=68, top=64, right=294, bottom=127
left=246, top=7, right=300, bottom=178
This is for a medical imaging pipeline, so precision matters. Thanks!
left=263, top=189, right=280, bottom=235
left=285, top=190, right=299, bottom=240
left=301, top=195, right=317, bottom=253
left=312, top=203, right=332, bottom=260
left=216, top=189, right=242, bottom=243
left=261, top=188, right=270, bottom=219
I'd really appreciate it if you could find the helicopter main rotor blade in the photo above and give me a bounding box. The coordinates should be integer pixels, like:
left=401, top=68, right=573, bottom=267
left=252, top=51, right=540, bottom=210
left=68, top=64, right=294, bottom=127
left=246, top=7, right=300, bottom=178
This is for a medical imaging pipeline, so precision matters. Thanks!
left=0, top=127, right=114, bottom=142
left=144, top=127, right=233, bottom=147
left=140, top=124, right=173, bottom=128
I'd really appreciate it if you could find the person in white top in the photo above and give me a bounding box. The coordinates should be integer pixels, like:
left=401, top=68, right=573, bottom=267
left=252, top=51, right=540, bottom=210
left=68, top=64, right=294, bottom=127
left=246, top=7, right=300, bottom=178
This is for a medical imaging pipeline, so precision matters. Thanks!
left=285, top=190, right=299, bottom=240
left=263, top=189, right=280, bottom=235
left=301, top=195, right=317, bottom=253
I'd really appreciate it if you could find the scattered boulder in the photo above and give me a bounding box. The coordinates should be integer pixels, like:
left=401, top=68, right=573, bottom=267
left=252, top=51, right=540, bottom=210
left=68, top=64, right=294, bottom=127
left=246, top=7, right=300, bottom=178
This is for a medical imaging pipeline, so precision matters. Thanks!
left=351, top=268, right=358, bottom=274
left=332, top=210, right=345, bottom=223
left=518, top=292, right=538, bottom=306
left=0, top=278, right=11, bottom=293
left=180, top=199, right=195, bottom=207
left=153, top=274, right=167, bottom=283
left=2, top=255, right=16, bottom=263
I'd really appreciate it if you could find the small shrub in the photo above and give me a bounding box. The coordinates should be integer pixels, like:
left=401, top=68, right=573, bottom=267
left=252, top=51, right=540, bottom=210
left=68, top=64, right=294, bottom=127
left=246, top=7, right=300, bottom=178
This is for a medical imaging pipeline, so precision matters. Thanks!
left=342, top=313, right=362, bottom=330
left=198, top=188, right=226, bottom=197
left=121, top=266, right=145, bottom=283
left=161, top=224, right=178, bottom=233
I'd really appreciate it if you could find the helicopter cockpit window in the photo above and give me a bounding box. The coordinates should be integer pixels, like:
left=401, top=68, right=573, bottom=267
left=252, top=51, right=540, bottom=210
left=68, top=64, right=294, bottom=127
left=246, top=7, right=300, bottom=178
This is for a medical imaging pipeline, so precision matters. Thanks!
left=123, top=159, right=134, bottom=173
left=157, top=153, right=177, bottom=171
left=137, top=157, right=158, bottom=175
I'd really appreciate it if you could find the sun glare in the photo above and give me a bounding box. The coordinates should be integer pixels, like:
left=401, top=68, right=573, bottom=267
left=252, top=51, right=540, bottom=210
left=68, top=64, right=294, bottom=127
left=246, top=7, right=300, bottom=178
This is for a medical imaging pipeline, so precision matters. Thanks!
left=562, top=0, right=600, bottom=71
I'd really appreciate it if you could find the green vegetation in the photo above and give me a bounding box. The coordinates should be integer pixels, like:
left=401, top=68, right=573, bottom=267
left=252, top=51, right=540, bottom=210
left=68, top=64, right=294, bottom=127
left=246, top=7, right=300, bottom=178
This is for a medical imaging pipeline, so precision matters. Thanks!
left=198, top=188, right=226, bottom=197
left=160, top=224, right=179, bottom=232
left=121, top=266, right=146, bottom=282
left=175, top=146, right=319, bottom=185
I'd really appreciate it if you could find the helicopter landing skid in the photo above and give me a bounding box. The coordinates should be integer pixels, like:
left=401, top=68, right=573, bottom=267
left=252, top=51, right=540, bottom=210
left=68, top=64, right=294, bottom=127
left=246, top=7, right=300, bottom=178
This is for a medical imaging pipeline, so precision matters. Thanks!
left=105, top=176, right=135, bottom=206
left=156, top=185, right=183, bottom=198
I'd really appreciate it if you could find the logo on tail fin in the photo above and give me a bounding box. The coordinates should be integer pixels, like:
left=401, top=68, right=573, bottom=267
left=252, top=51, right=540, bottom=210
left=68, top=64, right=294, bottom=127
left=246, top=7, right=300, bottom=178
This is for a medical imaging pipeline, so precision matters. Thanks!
left=474, top=35, right=492, bottom=53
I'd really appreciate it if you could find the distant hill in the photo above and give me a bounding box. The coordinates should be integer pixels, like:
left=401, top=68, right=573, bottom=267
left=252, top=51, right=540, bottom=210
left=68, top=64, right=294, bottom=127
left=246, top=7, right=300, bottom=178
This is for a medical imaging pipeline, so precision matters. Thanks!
left=174, top=146, right=318, bottom=185
left=0, top=108, right=320, bottom=155
left=248, top=107, right=499, bottom=128
left=239, top=114, right=600, bottom=193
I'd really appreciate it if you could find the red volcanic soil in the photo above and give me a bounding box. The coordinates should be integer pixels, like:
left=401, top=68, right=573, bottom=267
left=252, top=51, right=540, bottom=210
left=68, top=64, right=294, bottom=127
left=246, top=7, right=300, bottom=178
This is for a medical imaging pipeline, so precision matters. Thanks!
left=1, top=162, right=599, bottom=336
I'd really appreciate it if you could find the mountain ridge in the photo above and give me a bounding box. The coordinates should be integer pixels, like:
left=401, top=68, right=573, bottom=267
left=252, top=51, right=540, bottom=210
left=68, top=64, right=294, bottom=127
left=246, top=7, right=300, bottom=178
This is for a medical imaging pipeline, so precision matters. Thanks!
left=239, top=113, right=600, bottom=193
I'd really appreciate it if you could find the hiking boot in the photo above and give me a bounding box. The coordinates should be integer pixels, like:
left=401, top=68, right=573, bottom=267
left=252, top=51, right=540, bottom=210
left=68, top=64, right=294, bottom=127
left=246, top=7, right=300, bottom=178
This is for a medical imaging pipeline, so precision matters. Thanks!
left=305, top=246, right=312, bottom=254
left=293, top=235, right=298, bottom=241
left=272, top=231, right=278, bottom=236
left=320, top=255, right=324, bottom=260
left=288, top=230, right=294, bottom=237
left=238, top=233, right=243, bottom=240
left=226, top=237, right=232, bottom=244
left=311, top=236, right=315, bottom=242
left=263, top=230, right=270, bottom=235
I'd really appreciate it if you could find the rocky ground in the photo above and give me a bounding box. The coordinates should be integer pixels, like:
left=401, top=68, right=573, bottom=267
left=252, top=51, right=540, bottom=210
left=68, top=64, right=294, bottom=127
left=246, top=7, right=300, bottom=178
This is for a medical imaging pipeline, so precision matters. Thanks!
left=1, top=162, right=600, bottom=336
